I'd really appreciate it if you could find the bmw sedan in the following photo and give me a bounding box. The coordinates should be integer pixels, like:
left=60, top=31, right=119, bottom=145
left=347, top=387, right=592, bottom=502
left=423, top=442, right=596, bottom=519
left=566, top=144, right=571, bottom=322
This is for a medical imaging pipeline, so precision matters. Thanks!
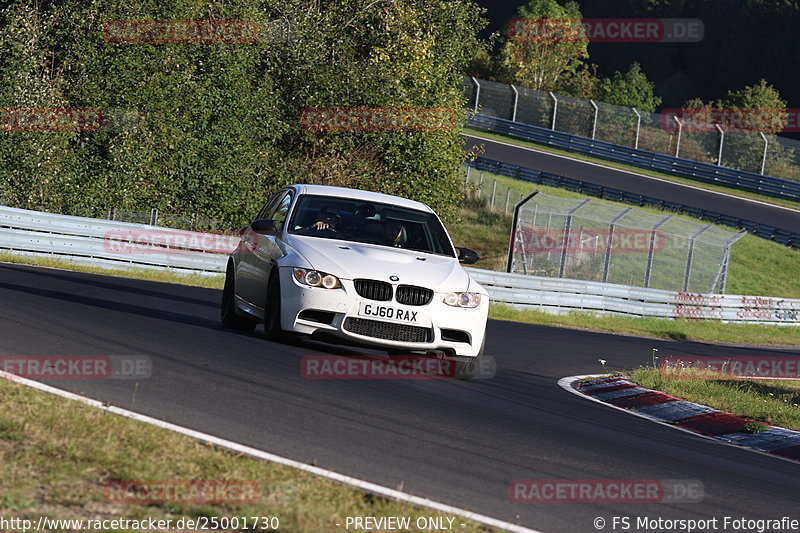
left=221, top=184, right=488, bottom=374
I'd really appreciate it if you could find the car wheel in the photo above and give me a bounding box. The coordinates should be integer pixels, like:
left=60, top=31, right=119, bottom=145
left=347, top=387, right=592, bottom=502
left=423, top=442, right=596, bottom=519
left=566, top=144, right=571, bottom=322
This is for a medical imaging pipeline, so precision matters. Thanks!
left=263, top=269, right=288, bottom=342
left=454, top=338, right=486, bottom=380
left=221, top=263, right=257, bottom=333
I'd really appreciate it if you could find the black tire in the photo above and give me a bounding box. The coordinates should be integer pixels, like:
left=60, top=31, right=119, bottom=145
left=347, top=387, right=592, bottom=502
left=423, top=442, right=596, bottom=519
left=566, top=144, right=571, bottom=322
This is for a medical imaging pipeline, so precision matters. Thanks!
left=263, top=269, right=288, bottom=341
left=454, top=338, right=486, bottom=380
left=221, top=263, right=257, bottom=333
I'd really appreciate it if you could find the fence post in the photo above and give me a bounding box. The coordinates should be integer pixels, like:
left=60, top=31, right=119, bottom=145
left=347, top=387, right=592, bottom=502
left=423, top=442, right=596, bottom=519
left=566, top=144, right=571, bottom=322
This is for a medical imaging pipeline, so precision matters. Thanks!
left=760, top=132, right=769, bottom=175
left=491, top=180, right=497, bottom=210
left=471, top=77, right=481, bottom=113
left=590, top=100, right=599, bottom=140
left=643, top=215, right=672, bottom=288
left=715, top=124, right=724, bottom=166
left=549, top=91, right=558, bottom=130
left=603, top=207, right=632, bottom=283
left=478, top=172, right=483, bottom=199
left=511, top=84, right=519, bottom=122
left=150, top=208, right=158, bottom=226
left=505, top=189, right=511, bottom=215
left=108, top=207, right=116, bottom=221
left=558, top=199, right=590, bottom=278
left=683, top=225, right=711, bottom=291
left=507, top=190, right=540, bottom=273
left=632, top=108, right=641, bottom=149
left=465, top=165, right=471, bottom=184
left=672, top=116, right=683, bottom=157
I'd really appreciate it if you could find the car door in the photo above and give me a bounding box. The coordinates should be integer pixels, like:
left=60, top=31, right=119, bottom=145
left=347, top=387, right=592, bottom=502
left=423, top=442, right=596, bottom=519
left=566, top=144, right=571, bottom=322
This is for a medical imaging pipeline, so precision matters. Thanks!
left=237, top=190, right=293, bottom=309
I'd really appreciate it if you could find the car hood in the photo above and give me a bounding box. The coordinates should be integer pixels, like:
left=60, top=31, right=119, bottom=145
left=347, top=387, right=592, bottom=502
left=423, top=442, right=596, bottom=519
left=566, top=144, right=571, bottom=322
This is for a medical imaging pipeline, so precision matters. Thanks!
left=286, top=235, right=472, bottom=292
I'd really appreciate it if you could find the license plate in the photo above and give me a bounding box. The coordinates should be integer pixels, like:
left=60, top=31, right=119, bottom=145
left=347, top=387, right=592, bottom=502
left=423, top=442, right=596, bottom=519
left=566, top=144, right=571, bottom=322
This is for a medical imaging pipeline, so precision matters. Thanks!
left=358, top=302, right=419, bottom=323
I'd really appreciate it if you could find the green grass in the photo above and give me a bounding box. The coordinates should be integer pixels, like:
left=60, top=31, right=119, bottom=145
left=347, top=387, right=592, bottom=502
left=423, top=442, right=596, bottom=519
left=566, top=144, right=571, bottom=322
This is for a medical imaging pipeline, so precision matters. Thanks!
left=629, top=367, right=800, bottom=431
left=490, top=304, right=800, bottom=346
left=0, top=378, right=494, bottom=532
left=465, top=128, right=800, bottom=211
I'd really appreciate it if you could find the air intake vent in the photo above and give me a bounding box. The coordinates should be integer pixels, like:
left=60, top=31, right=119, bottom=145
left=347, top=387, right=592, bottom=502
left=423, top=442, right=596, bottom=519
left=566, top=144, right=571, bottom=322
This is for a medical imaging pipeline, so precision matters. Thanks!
left=395, top=285, right=433, bottom=306
left=354, top=279, right=393, bottom=301
left=344, top=318, right=431, bottom=343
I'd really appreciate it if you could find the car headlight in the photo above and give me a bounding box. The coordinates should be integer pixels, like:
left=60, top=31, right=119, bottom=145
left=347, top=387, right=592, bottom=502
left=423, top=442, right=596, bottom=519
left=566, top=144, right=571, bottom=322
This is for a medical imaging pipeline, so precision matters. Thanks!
left=443, top=292, right=481, bottom=308
left=292, top=268, right=341, bottom=289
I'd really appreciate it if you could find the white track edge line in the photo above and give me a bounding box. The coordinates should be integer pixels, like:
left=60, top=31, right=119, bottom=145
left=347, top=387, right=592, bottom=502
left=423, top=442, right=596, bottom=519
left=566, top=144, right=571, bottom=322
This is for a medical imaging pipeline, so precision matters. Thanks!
left=0, top=370, right=542, bottom=533
left=464, top=133, right=800, bottom=215
left=558, top=374, right=800, bottom=465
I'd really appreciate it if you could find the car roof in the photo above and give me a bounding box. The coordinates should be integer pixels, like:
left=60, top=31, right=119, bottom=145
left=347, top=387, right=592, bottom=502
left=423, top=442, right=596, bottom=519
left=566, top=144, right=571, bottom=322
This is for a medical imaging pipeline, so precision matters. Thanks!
left=287, top=184, right=434, bottom=213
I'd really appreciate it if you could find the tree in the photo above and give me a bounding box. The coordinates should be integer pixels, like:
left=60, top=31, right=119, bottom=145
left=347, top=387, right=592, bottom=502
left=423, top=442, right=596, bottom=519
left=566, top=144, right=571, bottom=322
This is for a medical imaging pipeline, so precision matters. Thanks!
left=0, top=0, right=486, bottom=225
left=598, top=63, right=661, bottom=112
left=498, top=0, right=590, bottom=93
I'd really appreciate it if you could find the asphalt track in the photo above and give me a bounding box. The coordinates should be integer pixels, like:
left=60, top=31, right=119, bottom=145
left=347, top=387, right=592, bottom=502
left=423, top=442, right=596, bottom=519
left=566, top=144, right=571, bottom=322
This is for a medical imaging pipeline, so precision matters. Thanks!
left=2, top=263, right=799, bottom=531
left=463, top=134, right=800, bottom=234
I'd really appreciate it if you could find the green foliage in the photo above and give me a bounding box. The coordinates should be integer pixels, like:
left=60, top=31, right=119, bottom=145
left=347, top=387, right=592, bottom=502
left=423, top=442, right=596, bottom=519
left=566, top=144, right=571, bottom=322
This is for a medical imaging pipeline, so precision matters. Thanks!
left=597, top=62, right=661, bottom=112
left=497, top=0, right=590, bottom=93
left=0, top=0, right=485, bottom=226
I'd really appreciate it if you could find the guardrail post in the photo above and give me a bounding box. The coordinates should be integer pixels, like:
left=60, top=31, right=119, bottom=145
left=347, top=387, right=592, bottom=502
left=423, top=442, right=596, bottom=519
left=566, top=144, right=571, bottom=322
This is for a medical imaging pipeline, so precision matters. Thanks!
left=683, top=224, right=711, bottom=291
left=632, top=108, right=641, bottom=149
left=511, top=84, right=519, bottom=122
left=590, top=100, right=599, bottom=140
left=760, top=132, right=769, bottom=175
left=507, top=190, right=540, bottom=273
left=150, top=208, right=158, bottom=226
left=715, top=124, right=724, bottom=166
left=470, top=77, right=481, bottom=113
left=108, top=207, right=116, bottom=221
left=672, top=116, right=683, bottom=157
left=644, top=215, right=671, bottom=288
left=549, top=91, right=558, bottom=130
left=603, top=207, right=632, bottom=283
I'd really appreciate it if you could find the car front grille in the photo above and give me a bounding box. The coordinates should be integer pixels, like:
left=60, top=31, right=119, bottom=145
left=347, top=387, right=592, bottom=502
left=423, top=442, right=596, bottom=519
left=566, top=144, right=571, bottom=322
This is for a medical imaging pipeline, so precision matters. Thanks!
left=343, top=317, right=431, bottom=343
left=395, top=285, right=433, bottom=306
left=354, top=279, right=393, bottom=301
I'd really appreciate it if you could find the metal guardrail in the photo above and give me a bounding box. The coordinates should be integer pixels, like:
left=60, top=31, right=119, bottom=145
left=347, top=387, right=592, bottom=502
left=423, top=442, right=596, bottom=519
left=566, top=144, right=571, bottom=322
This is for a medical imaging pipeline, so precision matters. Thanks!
left=467, top=113, right=800, bottom=203
left=468, top=157, right=800, bottom=248
left=1, top=205, right=797, bottom=325
left=0, top=206, right=229, bottom=276
left=467, top=269, right=799, bottom=325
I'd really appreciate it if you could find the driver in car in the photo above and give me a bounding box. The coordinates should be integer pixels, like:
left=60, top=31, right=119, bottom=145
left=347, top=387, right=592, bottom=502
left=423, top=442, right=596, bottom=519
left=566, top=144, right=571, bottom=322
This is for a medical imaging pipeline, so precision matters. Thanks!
left=305, top=208, right=340, bottom=233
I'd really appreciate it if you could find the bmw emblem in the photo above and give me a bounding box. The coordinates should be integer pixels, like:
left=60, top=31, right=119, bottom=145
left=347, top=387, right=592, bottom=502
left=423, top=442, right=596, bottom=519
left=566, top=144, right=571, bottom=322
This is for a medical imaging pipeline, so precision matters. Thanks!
left=389, top=275, right=399, bottom=282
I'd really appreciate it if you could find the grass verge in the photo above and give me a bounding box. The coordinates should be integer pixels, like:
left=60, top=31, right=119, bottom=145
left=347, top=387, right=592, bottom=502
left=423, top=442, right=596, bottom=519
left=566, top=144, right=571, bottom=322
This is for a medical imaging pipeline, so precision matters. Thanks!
left=0, top=378, right=493, bottom=532
left=628, top=367, right=800, bottom=431
left=464, top=128, right=800, bottom=211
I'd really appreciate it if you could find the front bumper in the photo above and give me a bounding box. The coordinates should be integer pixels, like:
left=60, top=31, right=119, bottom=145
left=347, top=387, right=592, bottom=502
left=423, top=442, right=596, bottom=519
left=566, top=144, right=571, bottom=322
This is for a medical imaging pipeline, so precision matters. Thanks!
left=278, top=268, right=488, bottom=357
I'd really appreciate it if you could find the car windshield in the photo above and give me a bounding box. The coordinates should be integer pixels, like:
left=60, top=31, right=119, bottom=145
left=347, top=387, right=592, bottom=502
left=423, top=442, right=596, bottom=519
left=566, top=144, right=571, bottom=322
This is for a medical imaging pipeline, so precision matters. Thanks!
left=287, top=194, right=456, bottom=257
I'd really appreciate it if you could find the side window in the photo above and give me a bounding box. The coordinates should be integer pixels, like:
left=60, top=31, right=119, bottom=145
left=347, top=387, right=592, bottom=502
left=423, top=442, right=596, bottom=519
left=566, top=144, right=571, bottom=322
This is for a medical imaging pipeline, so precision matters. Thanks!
left=271, top=193, right=292, bottom=231
left=256, top=191, right=285, bottom=221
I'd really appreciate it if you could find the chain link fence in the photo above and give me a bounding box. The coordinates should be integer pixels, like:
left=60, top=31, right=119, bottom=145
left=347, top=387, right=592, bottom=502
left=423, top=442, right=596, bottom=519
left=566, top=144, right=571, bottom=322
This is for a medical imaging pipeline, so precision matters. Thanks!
left=510, top=193, right=745, bottom=293
left=465, top=77, right=800, bottom=180
left=462, top=164, right=527, bottom=215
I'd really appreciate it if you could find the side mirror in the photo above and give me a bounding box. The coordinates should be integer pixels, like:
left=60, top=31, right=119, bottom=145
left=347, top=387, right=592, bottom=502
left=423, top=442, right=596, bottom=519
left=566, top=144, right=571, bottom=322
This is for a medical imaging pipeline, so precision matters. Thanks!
left=250, top=219, right=277, bottom=234
left=456, top=247, right=480, bottom=265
